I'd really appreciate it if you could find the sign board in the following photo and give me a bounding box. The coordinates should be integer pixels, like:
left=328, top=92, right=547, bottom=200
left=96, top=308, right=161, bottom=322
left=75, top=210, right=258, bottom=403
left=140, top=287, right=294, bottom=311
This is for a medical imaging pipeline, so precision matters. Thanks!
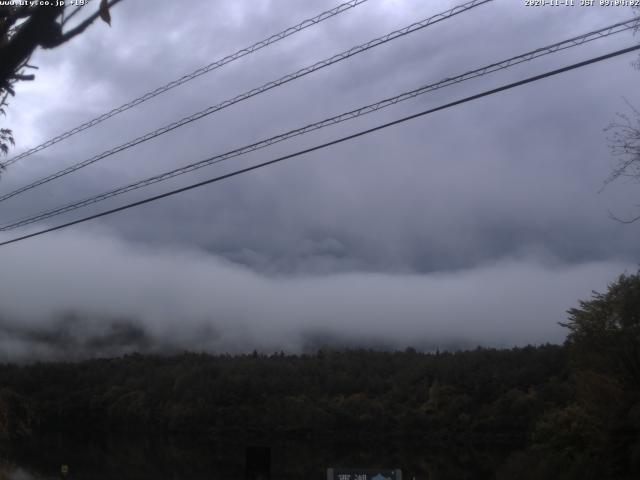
left=327, top=468, right=402, bottom=480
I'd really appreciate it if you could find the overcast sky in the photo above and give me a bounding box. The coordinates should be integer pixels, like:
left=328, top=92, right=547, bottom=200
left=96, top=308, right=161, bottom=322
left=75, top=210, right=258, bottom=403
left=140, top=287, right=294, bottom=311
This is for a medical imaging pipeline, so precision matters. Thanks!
left=0, top=0, right=639, bottom=360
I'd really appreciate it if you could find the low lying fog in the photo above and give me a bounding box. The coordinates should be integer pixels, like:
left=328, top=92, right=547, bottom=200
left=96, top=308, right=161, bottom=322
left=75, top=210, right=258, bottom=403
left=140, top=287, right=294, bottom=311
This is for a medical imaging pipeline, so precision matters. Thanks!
left=0, top=227, right=631, bottom=361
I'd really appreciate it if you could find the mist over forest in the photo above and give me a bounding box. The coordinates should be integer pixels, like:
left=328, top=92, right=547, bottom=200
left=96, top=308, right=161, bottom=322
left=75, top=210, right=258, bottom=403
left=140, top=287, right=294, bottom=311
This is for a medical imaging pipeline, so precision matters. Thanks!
left=0, top=228, right=632, bottom=361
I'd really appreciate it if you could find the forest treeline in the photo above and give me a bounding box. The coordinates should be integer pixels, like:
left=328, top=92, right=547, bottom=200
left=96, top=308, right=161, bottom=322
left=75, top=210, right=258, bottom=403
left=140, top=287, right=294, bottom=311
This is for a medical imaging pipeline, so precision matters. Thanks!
left=0, top=272, right=638, bottom=479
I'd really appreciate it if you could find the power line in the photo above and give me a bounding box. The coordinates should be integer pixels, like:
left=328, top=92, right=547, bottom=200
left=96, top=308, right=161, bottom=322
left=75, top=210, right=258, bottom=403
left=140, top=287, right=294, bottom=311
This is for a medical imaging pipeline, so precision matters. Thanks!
left=2, top=17, right=637, bottom=232
left=0, top=0, right=493, bottom=203
left=1, top=43, right=637, bottom=248
left=0, top=0, right=371, bottom=168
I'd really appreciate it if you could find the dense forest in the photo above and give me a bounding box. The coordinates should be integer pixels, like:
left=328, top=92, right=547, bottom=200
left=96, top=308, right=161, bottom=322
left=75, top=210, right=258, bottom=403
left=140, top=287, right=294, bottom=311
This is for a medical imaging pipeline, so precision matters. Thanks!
left=0, top=272, right=639, bottom=479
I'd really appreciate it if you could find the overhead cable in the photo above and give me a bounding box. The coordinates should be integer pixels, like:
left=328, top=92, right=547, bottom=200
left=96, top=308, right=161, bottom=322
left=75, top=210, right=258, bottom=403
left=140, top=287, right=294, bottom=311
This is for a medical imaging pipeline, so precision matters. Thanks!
left=1, top=43, right=638, bottom=248
left=0, top=0, right=493, bottom=203
left=0, top=0, right=371, bottom=167
left=2, top=17, right=637, bottom=231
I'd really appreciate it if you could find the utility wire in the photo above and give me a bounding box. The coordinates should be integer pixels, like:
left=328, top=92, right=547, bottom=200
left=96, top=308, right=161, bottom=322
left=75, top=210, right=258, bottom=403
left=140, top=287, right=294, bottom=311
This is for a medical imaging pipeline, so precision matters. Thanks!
left=2, top=17, right=637, bottom=232
left=0, top=0, right=493, bottom=203
left=0, top=43, right=638, bottom=248
left=0, top=0, right=371, bottom=168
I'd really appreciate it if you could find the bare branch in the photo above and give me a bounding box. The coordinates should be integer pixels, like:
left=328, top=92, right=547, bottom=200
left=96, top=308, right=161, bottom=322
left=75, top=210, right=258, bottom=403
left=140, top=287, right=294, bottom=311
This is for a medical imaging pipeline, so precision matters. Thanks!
left=602, top=95, right=640, bottom=222
left=603, top=100, right=640, bottom=188
left=608, top=209, right=640, bottom=224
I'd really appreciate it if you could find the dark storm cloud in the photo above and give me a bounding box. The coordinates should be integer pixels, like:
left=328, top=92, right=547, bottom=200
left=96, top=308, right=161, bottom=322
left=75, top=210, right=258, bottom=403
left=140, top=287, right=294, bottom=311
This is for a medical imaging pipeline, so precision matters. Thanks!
left=0, top=0, right=638, bottom=359
left=4, top=0, right=637, bottom=273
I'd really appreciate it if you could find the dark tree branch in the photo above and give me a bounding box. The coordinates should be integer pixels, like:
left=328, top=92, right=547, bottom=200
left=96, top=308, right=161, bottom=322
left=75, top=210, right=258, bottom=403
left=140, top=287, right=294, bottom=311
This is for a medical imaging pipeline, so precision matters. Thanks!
left=52, top=0, right=123, bottom=47
left=0, top=6, right=28, bottom=38
left=0, top=5, right=34, bottom=21
left=0, top=5, right=64, bottom=86
left=0, top=90, right=9, bottom=108
left=0, top=6, right=37, bottom=38
left=10, top=73, right=35, bottom=81
left=0, top=0, right=123, bottom=162
left=0, top=0, right=123, bottom=86
left=61, top=4, right=86, bottom=27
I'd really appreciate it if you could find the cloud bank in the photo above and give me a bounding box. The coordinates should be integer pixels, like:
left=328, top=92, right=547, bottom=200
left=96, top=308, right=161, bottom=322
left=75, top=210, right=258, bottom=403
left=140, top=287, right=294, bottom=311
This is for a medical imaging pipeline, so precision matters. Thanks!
left=0, top=228, right=632, bottom=361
